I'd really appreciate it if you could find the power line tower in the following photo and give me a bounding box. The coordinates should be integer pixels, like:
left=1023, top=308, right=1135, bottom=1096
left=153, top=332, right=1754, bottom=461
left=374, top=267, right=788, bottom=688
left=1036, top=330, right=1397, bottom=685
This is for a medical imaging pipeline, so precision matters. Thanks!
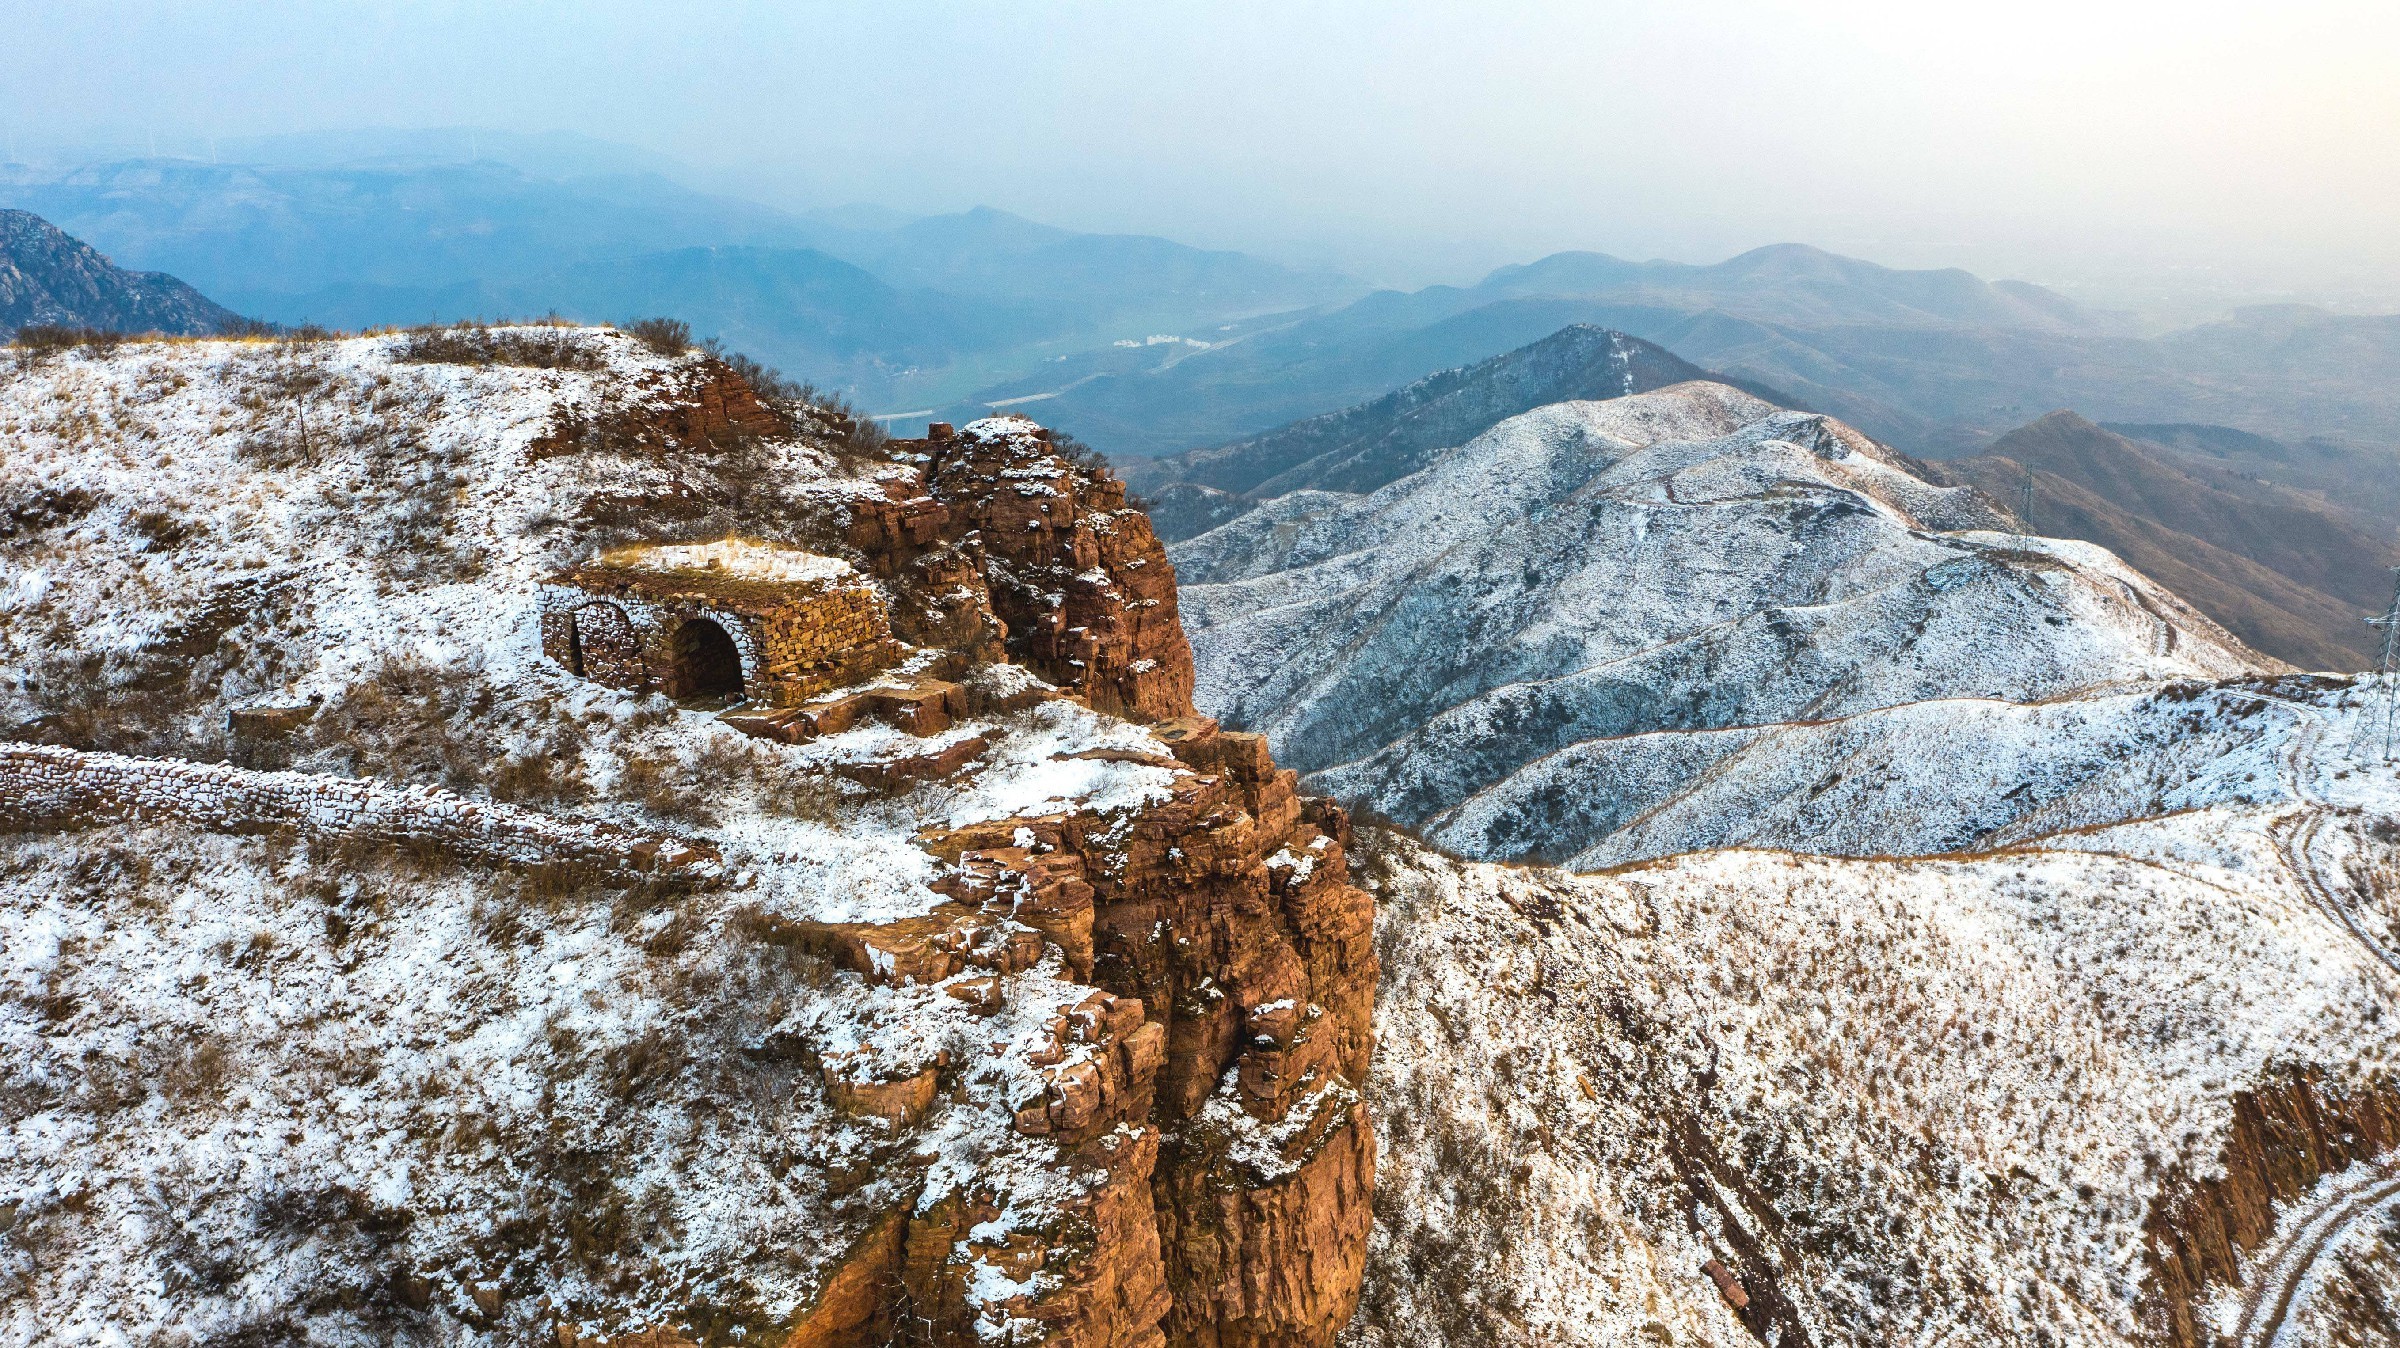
left=2021, top=466, right=2036, bottom=530
left=2366, top=567, right=2400, bottom=761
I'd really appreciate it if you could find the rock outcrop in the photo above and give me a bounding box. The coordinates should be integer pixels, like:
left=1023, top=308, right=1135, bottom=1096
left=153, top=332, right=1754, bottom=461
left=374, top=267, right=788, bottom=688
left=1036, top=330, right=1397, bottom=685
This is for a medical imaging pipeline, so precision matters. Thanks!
left=556, top=401, right=1374, bottom=1346
left=2143, top=1069, right=2400, bottom=1347
left=0, top=333, right=1372, bottom=1348
left=906, top=416, right=1196, bottom=723
left=811, top=414, right=1376, bottom=1347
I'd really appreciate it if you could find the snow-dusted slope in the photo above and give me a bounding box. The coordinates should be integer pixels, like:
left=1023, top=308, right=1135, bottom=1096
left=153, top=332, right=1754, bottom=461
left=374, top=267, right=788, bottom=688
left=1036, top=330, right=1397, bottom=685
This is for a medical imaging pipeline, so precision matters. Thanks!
left=1351, top=679, right=2400, bottom=1345
left=1124, top=324, right=1768, bottom=514
left=0, top=332, right=1374, bottom=1348
left=1172, top=382, right=2281, bottom=861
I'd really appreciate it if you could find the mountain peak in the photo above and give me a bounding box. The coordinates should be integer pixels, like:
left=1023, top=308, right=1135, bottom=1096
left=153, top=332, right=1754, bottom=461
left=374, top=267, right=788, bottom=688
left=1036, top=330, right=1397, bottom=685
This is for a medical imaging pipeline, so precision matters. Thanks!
left=1170, top=381, right=2267, bottom=865
left=1943, top=407, right=2396, bottom=669
left=1126, top=324, right=1794, bottom=516
left=2024, top=408, right=2106, bottom=433
left=0, top=209, right=243, bottom=336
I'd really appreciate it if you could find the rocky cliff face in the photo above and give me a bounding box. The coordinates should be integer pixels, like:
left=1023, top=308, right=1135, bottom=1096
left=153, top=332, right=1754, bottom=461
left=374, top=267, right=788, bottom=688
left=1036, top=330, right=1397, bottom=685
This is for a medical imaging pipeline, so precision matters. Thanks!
left=839, top=412, right=1370, bottom=1346
left=0, top=333, right=1373, bottom=1348
left=909, top=417, right=1196, bottom=723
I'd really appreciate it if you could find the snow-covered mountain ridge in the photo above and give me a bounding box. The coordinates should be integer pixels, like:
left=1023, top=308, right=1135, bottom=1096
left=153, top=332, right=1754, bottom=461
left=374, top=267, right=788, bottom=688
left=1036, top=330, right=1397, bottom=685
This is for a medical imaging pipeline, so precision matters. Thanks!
left=0, top=330, right=1377, bottom=1348
left=1173, top=381, right=2285, bottom=863
left=1352, top=712, right=2400, bottom=1346
left=1164, top=371, right=2400, bottom=1345
left=13, top=329, right=2400, bottom=1348
left=1124, top=325, right=1791, bottom=518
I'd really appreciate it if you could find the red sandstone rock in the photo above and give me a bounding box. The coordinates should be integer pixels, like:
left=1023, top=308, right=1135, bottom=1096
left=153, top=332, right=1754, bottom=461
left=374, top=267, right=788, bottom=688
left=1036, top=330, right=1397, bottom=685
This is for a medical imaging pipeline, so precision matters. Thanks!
left=2143, top=1068, right=2400, bottom=1345
left=542, top=403, right=1370, bottom=1348
left=900, top=417, right=1198, bottom=723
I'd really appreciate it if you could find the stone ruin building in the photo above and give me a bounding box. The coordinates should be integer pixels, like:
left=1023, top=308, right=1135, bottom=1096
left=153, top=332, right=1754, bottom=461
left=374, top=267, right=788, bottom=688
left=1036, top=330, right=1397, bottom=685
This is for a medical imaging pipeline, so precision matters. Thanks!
left=540, top=536, right=978, bottom=760
left=540, top=537, right=901, bottom=707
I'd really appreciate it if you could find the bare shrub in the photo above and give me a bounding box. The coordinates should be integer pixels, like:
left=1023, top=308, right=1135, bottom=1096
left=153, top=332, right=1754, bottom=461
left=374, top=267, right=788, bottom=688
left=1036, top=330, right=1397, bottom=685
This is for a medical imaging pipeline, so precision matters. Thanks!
left=1047, top=430, right=1113, bottom=477
left=304, top=654, right=492, bottom=792
left=621, top=317, right=691, bottom=356
left=758, top=763, right=846, bottom=821
left=615, top=751, right=717, bottom=826
left=161, top=1035, right=232, bottom=1104
left=132, top=508, right=198, bottom=550
left=9, top=325, right=127, bottom=357
left=488, top=745, right=586, bottom=806
left=397, top=323, right=601, bottom=371
left=0, top=484, right=100, bottom=539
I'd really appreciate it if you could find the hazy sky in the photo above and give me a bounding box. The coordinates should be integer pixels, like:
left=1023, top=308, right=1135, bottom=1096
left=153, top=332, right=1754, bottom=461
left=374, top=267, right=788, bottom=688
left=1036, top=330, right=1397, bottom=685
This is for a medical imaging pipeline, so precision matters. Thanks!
left=8, top=2, right=2398, bottom=309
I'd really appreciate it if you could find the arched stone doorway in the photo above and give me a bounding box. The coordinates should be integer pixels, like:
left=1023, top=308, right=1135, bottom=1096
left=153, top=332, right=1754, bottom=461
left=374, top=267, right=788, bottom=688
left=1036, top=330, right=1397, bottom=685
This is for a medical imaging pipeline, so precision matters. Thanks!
left=667, top=618, right=744, bottom=701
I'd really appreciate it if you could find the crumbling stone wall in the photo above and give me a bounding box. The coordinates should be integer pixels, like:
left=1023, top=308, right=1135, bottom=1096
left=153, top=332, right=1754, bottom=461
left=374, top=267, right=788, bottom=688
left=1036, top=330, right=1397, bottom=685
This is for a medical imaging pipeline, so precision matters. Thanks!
left=0, top=742, right=720, bottom=879
left=540, top=574, right=896, bottom=706
left=540, top=586, right=765, bottom=694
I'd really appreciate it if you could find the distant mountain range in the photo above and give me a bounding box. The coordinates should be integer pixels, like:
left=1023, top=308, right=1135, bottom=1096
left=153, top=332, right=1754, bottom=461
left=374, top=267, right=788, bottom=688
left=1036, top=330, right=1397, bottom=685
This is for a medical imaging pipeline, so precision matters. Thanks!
left=13, top=137, right=2400, bottom=495
left=1930, top=412, right=2395, bottom=669
left=0, top=157, right=1361, bottom=405
left=925, top=245, right=2400, bottom=465
left=0, top=208, right=241, bottom=337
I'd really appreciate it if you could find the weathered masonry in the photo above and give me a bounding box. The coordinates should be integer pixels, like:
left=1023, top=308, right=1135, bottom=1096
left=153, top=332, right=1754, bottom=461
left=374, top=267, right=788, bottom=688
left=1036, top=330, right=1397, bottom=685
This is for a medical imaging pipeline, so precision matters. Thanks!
left=540, top=538, right=901, bottom=704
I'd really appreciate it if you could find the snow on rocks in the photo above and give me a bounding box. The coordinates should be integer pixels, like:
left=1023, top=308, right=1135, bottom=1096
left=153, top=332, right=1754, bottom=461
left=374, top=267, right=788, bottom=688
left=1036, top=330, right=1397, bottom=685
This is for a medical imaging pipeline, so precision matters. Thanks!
left=0, top=821, right=1149, bottom=1347
left=0, top=334, right=1382, bottom=1347
left=0, top=740, right=721, bottom=879
left=599, top=536, right=855, bottom=584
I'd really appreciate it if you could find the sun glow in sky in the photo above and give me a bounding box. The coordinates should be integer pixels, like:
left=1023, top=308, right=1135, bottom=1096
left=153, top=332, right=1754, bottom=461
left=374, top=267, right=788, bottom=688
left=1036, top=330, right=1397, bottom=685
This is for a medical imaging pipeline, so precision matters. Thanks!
left=6, top=1, right=2395, bottom=306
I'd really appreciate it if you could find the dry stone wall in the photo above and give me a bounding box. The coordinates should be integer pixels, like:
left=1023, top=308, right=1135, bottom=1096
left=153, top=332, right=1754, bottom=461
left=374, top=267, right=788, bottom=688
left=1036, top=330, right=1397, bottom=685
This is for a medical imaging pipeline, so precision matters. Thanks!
left=0, top=742, right=721, bottom=879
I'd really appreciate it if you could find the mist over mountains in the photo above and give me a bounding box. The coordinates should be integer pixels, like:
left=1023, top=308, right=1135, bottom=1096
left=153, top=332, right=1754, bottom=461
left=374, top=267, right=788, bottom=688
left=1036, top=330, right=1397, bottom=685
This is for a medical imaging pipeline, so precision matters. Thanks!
left=15, top=122, right=2400, bottom=1346
left=11, top=133, right=2400, bottom=492
left=930, top=245, right=2400, bottom=463
left=0, top=148, right=1362, bottom=408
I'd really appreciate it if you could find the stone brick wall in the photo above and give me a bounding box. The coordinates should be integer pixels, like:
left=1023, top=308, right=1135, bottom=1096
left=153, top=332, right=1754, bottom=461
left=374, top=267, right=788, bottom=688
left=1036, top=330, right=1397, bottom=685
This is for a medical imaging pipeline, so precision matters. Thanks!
left=539, top=585, right=765, bottom=693
left=755, top=585, right=892, bottom=702
left=540, top=577, right=896, bottom=707
left=0, top=742, right=721, bottom=879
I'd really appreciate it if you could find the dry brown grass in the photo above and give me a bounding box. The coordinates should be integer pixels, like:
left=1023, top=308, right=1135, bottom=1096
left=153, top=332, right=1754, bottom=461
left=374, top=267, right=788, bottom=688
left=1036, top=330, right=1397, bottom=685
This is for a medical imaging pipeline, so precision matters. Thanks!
left=397, top=322, right=603, bottom=371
